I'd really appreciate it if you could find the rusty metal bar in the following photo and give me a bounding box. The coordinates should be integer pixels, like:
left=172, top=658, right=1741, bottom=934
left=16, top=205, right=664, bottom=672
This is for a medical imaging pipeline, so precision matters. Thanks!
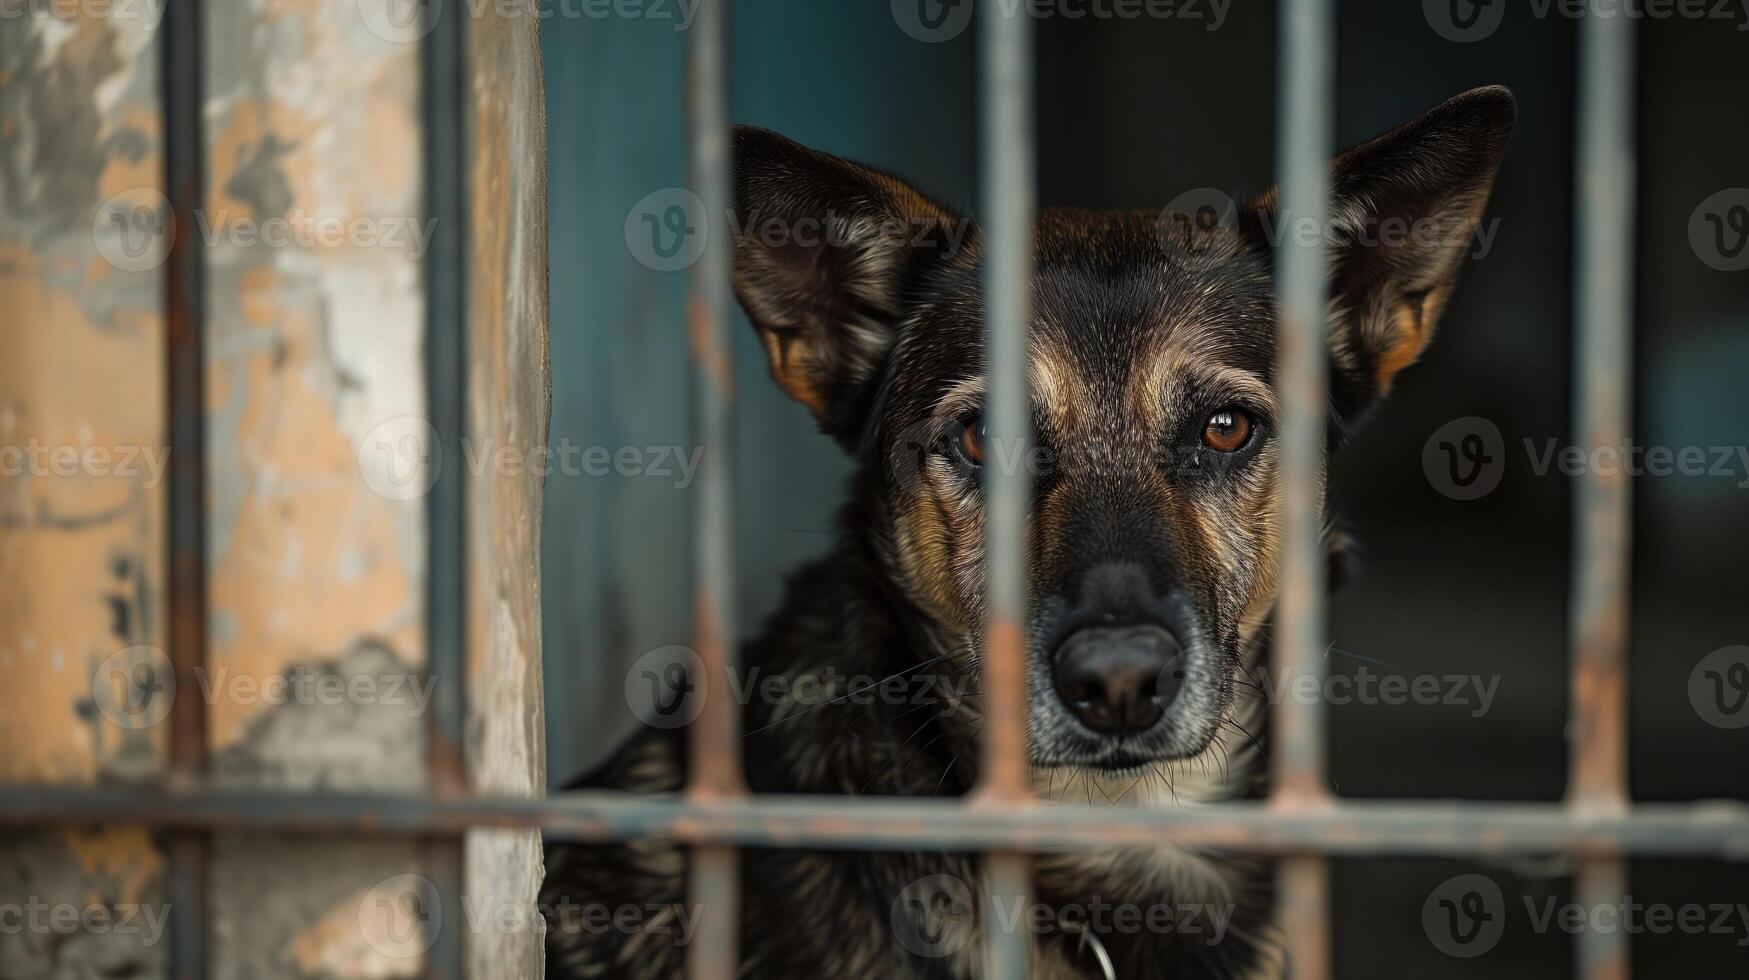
left=421, top=0, right=468, bottom=974
left=685, top=1, right=740, bottom=977
left=7, top=787, right=1749, bottom=858
left=978, top=1, right=1036, bottom=973
left=1278, top=856, right=1330, bottom=978
left=1567, top=0, right=1636, bottom=819
left=1270, top=0, right=1336, bottom=975
left=162, top=0, right=209, bottom=972
left=1568, top=5, right=1637, bottom=979
left=1269, top=0, right=1334, bottom=810
left=423, top=0, right=468, bottom=804
left=975, top=0, right=1035, bottom=810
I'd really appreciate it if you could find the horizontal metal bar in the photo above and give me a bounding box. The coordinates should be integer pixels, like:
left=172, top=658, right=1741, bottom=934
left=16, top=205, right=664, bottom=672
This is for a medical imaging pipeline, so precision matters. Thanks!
left=4, top=787, right=1748, bottom=859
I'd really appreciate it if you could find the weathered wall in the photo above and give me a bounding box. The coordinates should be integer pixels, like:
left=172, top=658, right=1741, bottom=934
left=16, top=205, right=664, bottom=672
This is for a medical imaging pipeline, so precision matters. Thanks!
left=464, top=1, right=550, bottom=978
left=5, top=0, right=548, bottom=977
left=0, top=8, right=170, bottom=979
left=198, top=0, right=433, bottom=976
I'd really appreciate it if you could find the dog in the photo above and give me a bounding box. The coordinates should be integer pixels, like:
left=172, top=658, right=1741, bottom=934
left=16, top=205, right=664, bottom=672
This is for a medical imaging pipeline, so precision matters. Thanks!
left=543, top=85, right=1516, bottom=979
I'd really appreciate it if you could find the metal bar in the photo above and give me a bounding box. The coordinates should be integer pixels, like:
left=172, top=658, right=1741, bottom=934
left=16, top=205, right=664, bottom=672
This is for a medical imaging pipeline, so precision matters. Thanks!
left=7, top=788, right=1748, bottom=858
left=975, top=0, right=1035, bottom=810
left=1269, top=0, right=1334, bottom=810
left=421, top=0, right=469, bottom=975
left=978, top=3, right=1036, bottom=972
left=983, top=852, right=1033, bottom=979
left=1271, top=0, right=1336, bottom=975
left=1568, top=0, right=1636, bottom=817
left=1574, top=858, right=1629, bottom=980
left=1278, top=856, right=1329, bottom=979
left=1569, top=5, right=1637, bottom=978
left=161, top=0, right=208, bottom=973
left=423, top=0, right=469, bottom=806
left=686, top=2, right=740, bottom=978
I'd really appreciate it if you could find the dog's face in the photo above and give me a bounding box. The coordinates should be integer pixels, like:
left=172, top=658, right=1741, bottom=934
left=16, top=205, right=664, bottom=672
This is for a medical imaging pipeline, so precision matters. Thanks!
left=731, top=87, right=1514, bottom=777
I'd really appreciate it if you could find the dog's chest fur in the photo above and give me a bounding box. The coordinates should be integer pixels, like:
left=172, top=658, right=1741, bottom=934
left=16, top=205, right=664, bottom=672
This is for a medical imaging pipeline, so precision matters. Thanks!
left=542, top=542, right=1278, bottom=979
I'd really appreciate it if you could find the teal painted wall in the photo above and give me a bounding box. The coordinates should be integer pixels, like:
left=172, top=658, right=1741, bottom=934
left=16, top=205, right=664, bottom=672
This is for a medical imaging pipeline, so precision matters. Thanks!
left=540, top=3, right=974, bottom=781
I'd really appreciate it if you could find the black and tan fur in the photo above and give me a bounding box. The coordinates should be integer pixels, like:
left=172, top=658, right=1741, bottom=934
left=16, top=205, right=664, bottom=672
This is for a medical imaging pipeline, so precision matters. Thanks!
left=545, top=86, right=1516, bottom=979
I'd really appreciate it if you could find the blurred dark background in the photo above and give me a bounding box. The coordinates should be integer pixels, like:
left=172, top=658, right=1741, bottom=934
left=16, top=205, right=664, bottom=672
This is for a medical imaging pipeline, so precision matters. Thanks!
left=540, top=2, right=1749, bottom=974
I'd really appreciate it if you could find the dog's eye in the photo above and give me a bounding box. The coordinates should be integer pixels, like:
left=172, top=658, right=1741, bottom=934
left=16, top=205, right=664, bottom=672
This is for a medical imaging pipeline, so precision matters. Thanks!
left=955, top=415, right=985, bottom=466
left=1201, top=408, right=1252, bottom=453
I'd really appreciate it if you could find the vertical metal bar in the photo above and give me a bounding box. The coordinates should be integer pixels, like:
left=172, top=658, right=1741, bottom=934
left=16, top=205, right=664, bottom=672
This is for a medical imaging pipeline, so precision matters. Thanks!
left=1270, top=0, right=1334, bottom=809
left=162, top=0, right=209, bottom=974
left=975, top=0, right=1034, bottom=812
left=977, top=2, right=1036, bottom=976
left=1278, top=856, right=1331, bottom=979
left=424, top=0, right=469, bottom=807
left=686, top=2, right=741, bottom=978
left=1569, top=5, right=1636, bottom=980
left=1568, top=0, right=1635, bottom=817
left=1270, top=0, right=1335, bottom=976
left=421, top=0, right=469, bottom=975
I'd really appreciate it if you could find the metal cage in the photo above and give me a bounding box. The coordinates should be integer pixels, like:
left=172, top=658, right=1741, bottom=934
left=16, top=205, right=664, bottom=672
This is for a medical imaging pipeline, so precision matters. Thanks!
left=5, top=2, right=1747, bottom=979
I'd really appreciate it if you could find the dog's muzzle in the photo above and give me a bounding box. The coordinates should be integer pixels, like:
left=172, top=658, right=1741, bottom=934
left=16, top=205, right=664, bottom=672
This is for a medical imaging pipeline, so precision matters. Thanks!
left=1051, top=623, right=1187, bottom=735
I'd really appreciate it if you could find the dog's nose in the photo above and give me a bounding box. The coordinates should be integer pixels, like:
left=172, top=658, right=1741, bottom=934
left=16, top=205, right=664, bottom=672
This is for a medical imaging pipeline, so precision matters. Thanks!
left=1052, top=624, right=1184, bottom=735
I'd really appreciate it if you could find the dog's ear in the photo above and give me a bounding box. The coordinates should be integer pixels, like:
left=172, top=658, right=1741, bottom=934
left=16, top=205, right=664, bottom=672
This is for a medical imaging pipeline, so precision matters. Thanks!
left=732, top=127, right=967, bottom=445
left=1243, top=85, right=1515, bottom=421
